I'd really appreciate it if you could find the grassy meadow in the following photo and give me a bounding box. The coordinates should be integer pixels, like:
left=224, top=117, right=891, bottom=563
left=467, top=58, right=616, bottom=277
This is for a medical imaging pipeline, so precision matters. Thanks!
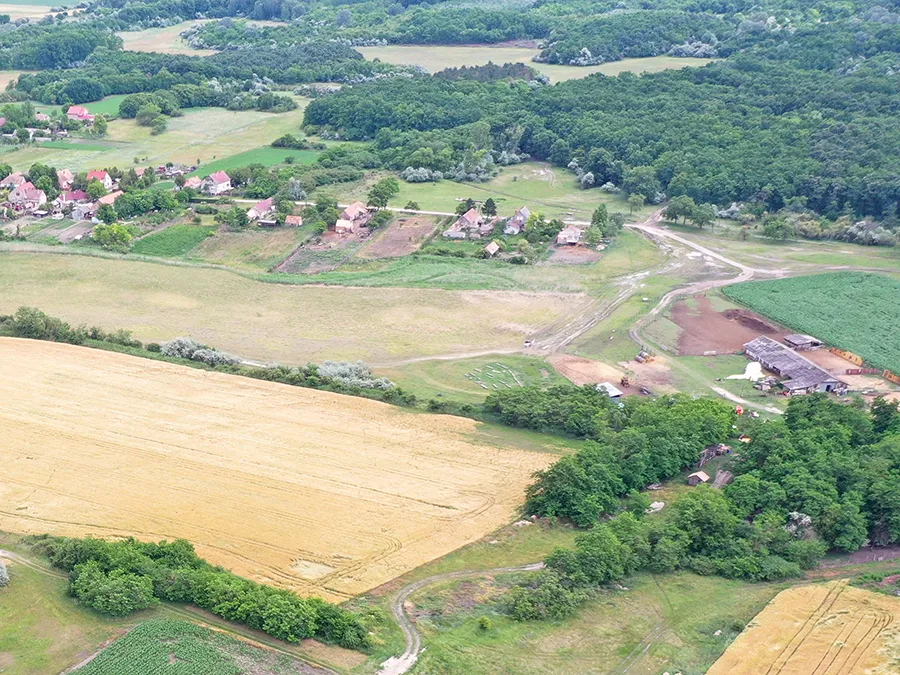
left=192, top=147, right=319, bottom=176
left=0, top=103, right=310, bottom=173
left=357, top=45, right=716, bottom=82
left=131, top=224, right=217, bottom=257
left=118, top=20, right=217, bottom=56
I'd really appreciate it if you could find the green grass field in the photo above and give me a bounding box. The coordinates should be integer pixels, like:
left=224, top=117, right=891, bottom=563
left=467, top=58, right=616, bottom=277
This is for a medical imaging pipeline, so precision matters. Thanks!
left=725, top=272, right=900, bottom=373
left=131, top=224, right=217, bottom=257
left=379, top=354, right=570, bottom=405
left=71, top=620, right=309, bottom=675
left=357, top=45, right=716, bottom=83
left=192, top=147, right=319, bottom=176
left=188, top=224, right=310, bottom=269
left=80, top=95, right=129, bottom=117
left=1, top=103, right=310, bottom=173
left=0, top=252, right=587, bottom=364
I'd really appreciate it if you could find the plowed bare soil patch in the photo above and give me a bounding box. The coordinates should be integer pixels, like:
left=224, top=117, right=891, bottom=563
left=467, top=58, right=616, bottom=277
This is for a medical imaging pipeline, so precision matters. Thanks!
left=358, top=216, right=439, bottom=258
left=671, top=295, right=789, bottom=355
left=708, top=580, right=900, bottom=675
left=0, top=339, right=553, bottom=601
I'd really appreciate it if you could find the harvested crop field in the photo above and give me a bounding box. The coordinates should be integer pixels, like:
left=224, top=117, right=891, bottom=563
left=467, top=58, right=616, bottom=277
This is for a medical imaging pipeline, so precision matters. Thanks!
left=670, top=294, right=789, bottom=355
left=0, top=254, right=589, bottom=363
left=0, top=339, right=555, bottom=601
left=357, top=216, right=440, bottom=258
left=708, top=580, right=900, bottom=675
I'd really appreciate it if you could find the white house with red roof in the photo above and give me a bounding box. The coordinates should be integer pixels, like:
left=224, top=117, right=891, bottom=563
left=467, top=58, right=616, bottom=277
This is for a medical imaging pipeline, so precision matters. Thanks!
left=201, top=171, right=232, bottom=196
left=444, top=207, right=487, bottom=239
left=66, top=105, right=95, bottom=125
left=8, top=182, right=47, bottom=212
left=86, top=170, right=114, bottom=190
left=1, top=172, right=27, bottom=189
left=53, top=189, right=88, bottom=209
left=247, top=197, right=275, bottom=221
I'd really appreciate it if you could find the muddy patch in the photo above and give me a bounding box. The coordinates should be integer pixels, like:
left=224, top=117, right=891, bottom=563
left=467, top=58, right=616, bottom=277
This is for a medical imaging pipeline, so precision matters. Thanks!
left=671, top=295, right=789, bottom=355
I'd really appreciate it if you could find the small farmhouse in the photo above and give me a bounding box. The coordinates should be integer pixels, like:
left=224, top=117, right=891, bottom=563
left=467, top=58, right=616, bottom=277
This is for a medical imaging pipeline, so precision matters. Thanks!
left=444, top=208, right=490, bottom=239
left=504, top=206, right=531, bottom=235
left=743, top=336, right=848, bottom=395
left=66, top=105, right=94, bottom=125
left=53, top=189, right=88, bottom=209
left=340, top=201, right=371, bottom=225
left=285, top=215, right=303, bottom=227
left=86, top=170, right=114, bottom=190
left=247, top=197, right=275, bottom=221
left=8, top=182, right=47, bottom=212
left=202, top=171, right=232, bottom=196
left=0, top=172, right=27, bottom=189
left=556, top=225, right=583, bottom=245
left=687, top=471, right=710, bottom=486
left=56, top=168, right=74, bottom=191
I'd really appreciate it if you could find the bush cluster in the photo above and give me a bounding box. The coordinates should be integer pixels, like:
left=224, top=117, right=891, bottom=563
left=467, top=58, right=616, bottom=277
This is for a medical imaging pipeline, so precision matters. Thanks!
left=35, top=536, right=369, bottom=649
left=161, top=337, right=239, bottom=366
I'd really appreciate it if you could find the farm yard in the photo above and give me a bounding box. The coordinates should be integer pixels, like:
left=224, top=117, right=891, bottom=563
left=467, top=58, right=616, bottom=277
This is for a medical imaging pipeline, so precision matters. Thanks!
left=0, top=254, right=589, bottom=363
left=0, top=338, right=557, bottom=601
left=356, top=45, right=716, bottom=82
left=708, top=580, right=900, bottom=674
left=724, top=272, right=900, bottom=373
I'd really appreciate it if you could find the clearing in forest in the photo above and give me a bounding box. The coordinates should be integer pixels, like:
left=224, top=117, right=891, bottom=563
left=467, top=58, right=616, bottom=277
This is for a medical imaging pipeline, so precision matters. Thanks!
left=0, top=339, right=554, bottom=601
left=708, top=580, right=900, bottom=674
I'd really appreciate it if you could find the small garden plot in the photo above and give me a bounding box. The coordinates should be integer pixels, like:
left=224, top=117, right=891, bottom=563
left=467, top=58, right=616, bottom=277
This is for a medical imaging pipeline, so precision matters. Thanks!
left=189, top=225, right=309, bottom=270
left=131, top=224, right=216, bottom=257
left=357, top=216, right=440, bottom=258
left=275, top=230, right=368, bottom=274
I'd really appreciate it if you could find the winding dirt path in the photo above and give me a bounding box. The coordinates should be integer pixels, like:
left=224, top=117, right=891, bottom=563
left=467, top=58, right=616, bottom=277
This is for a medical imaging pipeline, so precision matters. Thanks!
left=378, top=563, right=544, bottom=675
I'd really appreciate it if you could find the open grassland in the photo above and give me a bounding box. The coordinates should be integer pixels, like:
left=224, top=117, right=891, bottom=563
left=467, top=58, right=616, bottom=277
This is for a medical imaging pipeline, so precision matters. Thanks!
left=72, top=620, right=312, bottom=675
left=192, top=147, right=319, bottom=176
left=0, top=339, right=558, bottom=601
left=0, top=545, right=149, bottom=675
left=709, top=580, right=900, bottom=675
left=131, top=224, right=217, bottom=257
left=724, top=272, right=900, bottom=373
left=0, top=254, right=588, bottom=362
left=1, top=103, right=309, bottom=173
left=118, top=20, right=217, bottom=56
left=379, top=354, right=570, bottom=405
left=406, top=570, right=782, bottom=674
left=357, top=45, right=715, bottom=83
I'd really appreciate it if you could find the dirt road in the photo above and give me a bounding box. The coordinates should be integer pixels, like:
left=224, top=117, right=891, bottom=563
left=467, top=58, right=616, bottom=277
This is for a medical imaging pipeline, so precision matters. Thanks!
left=378, top=563, right=544, bottom=675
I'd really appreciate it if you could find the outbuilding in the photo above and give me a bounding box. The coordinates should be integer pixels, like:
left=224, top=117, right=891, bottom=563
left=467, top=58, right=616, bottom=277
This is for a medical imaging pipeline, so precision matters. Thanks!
left=687, top=471, right=710, bottom=486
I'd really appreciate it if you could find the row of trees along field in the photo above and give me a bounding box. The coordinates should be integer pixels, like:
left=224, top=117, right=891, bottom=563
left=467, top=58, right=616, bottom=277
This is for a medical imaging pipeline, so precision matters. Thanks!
left=487, top=389, right=900, bottom=620
left=33, top=535, right=370, bottom=648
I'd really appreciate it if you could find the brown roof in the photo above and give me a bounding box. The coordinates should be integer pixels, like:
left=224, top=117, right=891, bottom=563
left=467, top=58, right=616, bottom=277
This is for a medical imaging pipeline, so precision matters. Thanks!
left=285, top=215, right=303, bottom=226
left=98, top=190, right=123, bottom=205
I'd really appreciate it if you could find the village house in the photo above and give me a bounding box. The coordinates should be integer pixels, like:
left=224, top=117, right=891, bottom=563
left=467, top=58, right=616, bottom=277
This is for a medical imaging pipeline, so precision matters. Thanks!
left=1, top=172, right=27, bottom=190
left=246, top=197, right=275, bottom=221
left=53, top=189, right=88, bottom=210
left=183, top=176, right=203, bottom=190
left=443, top=207, right=490, bottom=239
left=57, top=168, right=74, bottom=191
left=7, top=182, right=47, bottom=212
left=504, top=206, right=531, bottom=235
left=743, top=336, right=848, bottom=395
left=66, top=105, right=94, bottom=125
left=334, top=218, right=355, bottom=234
left=285, top=215, right=303, bottom=227
left=687, top=471, right=710, bottom=486
left=87, top=170, right=114, bottom=191
left=202, top=171, right=232, bottom=196
left=556, top=225, right=583, bottom=245
left=35, top=112, right=50, bottom=123
left=340, top=201, right=372, bottom=227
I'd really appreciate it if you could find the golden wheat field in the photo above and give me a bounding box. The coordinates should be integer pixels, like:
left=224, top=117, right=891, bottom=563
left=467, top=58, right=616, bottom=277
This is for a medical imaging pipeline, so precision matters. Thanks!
left=0, top=338, right=554, bottom=601
left=708, top=580, right=900, bottom=675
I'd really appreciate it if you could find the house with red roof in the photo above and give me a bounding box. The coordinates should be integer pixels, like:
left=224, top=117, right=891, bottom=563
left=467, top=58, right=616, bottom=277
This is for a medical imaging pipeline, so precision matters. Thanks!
left=0, top=172, right=27, bottom=189
left=66, top=105, right=95, bottom=125
left=98, top=190, right=123, bottom=206
left=86, top=170, right=114, bottom=190
left=8, top=181, right=47, bottom=212
left=53, top=189, right=88, bottom=209
left=202, top=171, right=232, bottom=196
left=57, top=168, right=74, bottom=191
left=247, top=197, right=275, bottom=221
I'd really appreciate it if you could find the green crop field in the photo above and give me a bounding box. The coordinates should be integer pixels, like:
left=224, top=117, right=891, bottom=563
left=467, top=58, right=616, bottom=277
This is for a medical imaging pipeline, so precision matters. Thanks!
left=192, top=147, right=320, bottom=177
left=72, top=620, right=307, bottom=675
left=131, top=225, right=217, bottom=257
left=724, top=272, right=900, bottom=373
left=80, top=95, right=130, bottom=117
left=357, top=45, right=715, bottom=83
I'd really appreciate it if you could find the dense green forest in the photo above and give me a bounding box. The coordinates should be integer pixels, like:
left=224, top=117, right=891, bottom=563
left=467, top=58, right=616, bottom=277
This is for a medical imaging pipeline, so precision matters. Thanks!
left=491, top=390, right=900, bottom=619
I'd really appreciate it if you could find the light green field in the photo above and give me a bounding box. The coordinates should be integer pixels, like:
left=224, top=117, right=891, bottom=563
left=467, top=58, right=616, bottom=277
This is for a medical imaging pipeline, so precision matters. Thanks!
left=379, top=354, right=570, bottom=405
left=78, top=95, right=129, bottom=117
left=0, top=252, right=590, bottom=364
left=193, top=147, right=319, bottom=176
left=1, top=103, right=310, bottom=173
left=357, top=45, right=716, bottom=83
left=118, top=20, right=217, bottom=56
left=131, top=224, right=217, bottom=257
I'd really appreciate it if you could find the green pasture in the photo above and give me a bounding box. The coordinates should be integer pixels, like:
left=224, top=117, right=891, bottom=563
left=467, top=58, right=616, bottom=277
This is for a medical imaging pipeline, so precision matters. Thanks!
left=131, top=224, right=217, bottom=257
left=193, top=147, right=320, bottom=176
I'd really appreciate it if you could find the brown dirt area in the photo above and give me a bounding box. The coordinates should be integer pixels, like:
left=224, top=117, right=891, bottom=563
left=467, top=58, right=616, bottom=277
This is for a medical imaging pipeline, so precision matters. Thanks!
left=0, top=338, right=554, bottom=602
left=546, top=246, right=604, bottom=265
left=357, top=216, right=439, bottom=259
left=547, top=353, right=676, bottom=395
left=803, top=350, right=900, bottom=394
left=671, top=294, right=790, bottom=356
left=708, top=580, right=900, bottom=675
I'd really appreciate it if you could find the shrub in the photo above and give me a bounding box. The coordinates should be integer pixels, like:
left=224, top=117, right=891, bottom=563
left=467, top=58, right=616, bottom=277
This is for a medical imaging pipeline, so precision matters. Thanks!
left=146, top=342, right=161, bottom=352
left=478, top=616, right=492, bottom=631
left=8, top=306, right=86, bottom=344
left=318, top=361, right=394, bottom=389
left=70, top=560, right=157, bottom=616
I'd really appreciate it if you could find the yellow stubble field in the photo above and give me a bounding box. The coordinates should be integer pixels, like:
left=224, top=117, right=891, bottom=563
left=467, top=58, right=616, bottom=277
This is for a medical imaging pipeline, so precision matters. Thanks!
left=0, top=338, right=554, bottom=601
left=708, top=579, right=900, bottom=675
